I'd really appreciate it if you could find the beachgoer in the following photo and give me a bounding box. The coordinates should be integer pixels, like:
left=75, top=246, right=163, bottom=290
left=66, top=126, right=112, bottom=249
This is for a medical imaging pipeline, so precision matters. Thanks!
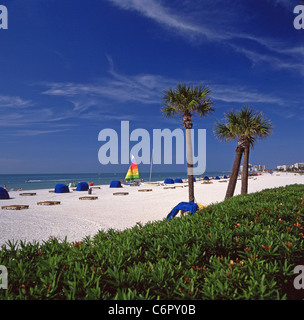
left=3, top=185, right=8, bottom=191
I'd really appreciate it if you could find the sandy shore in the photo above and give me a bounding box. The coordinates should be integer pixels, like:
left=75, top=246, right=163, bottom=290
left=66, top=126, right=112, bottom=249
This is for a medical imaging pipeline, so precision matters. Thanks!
left=0, top=172, right=303, bottom=246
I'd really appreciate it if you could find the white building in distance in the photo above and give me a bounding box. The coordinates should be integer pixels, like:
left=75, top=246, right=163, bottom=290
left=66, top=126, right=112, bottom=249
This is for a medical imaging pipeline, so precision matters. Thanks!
left=277, top=163, right=304, bottom=171
left=240, top=164, right=265, bottom=172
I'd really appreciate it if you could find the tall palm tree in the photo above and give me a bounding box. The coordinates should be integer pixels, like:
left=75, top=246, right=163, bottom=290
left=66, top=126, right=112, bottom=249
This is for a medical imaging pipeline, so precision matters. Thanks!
left=237, top=107, right=273, bottom=194
left=214, top=110, right=246, bottom=199
left=214, top=106, right=272, bottom=199
left=162, top=83, right=214, bottom=203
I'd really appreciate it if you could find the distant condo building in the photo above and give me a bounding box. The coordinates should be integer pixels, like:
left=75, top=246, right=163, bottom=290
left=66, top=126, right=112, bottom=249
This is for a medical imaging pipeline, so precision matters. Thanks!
left=240, top=164, right=265, bottom=173
left=253, top=165, right=266, bottom=172
left=294, top=163, right=304, bottom=169
left=276, top=162, right=304, bottom=171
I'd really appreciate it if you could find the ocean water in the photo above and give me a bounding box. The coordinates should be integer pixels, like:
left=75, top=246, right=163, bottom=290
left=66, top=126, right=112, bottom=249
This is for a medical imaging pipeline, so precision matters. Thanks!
left=0, top=171, right=230, bottom=191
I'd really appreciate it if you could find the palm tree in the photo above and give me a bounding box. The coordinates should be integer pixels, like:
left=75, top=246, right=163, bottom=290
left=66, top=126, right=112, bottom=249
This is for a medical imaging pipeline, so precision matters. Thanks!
left=214, top=106, right=272, bottom=199
left=162, top=83, right=214, bottom=202
left=237, top=107, right=273, bottom=194
left=214, top=110, right=246, bottom=199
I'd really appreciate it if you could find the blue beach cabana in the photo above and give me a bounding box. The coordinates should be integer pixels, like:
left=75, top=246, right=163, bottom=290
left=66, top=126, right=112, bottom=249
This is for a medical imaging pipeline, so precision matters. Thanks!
left=203, top=176, right=209, bottom=180
left=164, top=178, right=174, bottom=184
left=76, top=182, right=89, bottom=191
left=55, top=184, right=69, bottom=193
left=0, top=187, right=9, bottom=199
left=110, top=180, right=122, bottom=188
left=174, top=178, right=183, bottom=183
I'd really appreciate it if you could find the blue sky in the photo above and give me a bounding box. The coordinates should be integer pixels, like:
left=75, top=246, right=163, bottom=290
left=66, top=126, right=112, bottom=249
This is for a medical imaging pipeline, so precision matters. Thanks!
left=0, top=0, right=303, bottom=174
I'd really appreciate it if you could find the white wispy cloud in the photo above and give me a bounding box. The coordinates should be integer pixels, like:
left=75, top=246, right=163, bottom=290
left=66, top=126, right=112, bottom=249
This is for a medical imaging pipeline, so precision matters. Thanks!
left=107, top=0, right=231, bottom=41
left=266, top=0, right=296, bottom=10
left=42, top=81, right=160, bottom=108
left=0, top=106, right=74, bottom=138
left=42, top=59, right=177, bottom=109
left=231, top=45, right=304, bottom=76
left=6, top=129, right=69, bottom=136
left=41, top=56, right=287, bottom=111
left=212, top=84, right=285, bottom=105
left=0, top=95, right=32, bottom=108
left=106, top=0, right=304, bottom=77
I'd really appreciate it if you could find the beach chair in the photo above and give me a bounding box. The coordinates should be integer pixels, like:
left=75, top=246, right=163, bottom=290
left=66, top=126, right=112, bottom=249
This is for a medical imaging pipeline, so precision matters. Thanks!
left=166, top=202, right=207, bottom=221
left=166, top=202, right=198, bottom=221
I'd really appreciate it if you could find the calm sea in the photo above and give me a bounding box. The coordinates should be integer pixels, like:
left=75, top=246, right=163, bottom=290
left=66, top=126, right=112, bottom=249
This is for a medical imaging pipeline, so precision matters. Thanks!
left=0, top=171, right=230, bottom=191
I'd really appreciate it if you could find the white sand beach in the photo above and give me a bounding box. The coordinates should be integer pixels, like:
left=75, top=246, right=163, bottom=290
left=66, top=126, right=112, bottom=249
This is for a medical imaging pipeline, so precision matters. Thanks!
left=0, top=172, right=303, bottom=247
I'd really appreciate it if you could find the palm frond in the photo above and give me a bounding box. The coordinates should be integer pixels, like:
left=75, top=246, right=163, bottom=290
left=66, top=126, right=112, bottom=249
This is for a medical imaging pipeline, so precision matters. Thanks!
left=214, top=106, right=273, bottom=147
left=161, top=83, right=214, bottom=120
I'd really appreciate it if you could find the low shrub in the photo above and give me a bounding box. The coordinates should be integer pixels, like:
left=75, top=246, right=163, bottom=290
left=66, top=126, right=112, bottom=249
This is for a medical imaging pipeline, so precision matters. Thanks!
left=0, top=184, right=304, bottom=299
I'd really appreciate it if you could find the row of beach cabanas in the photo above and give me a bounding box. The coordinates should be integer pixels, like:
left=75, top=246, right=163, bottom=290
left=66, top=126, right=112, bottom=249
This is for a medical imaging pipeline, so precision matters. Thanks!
left=55, top=182, right=90, bottom=193
left=164, top=175, right=228, bottom=184
left=107, top=175, right=230, bottom=189
left=56, top=180, right=124, bottom=191
left=0, top=175, right=231, bottom=199
left=164, top=177, right=192, bottom=184
left=0, top=182, right=95, bottom=198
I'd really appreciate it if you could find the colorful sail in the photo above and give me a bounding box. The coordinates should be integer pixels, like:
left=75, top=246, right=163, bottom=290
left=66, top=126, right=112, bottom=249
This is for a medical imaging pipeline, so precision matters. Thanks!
left=125, top=155, right=139, bottom=181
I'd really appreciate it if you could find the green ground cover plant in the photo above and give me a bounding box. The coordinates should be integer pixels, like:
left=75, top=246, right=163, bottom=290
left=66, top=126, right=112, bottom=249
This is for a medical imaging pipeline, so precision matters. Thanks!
left=1, top=184, right=303, bottom=300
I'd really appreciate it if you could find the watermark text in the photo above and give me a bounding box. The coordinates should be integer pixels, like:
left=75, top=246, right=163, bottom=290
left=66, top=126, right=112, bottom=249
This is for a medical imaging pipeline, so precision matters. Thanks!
left=294, top=5, right=304, bottom=29
left=294, top=265, right=304, bottom=289
left=0, top=265, right=8, bottom=289
left=0, top=5, right=8, bottom=29
left=98, top=121, right=206, bottom=175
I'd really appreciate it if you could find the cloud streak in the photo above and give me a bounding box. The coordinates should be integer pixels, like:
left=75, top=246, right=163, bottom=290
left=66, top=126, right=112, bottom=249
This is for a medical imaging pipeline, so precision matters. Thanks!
left=0, top=95, right=32, bottom=108
left=107, top=0, right=304, bottom=77
left=107, top=0, right=229, bottom=41
left=41, top=57, right=287, bottom=112
left=5, top=129, right=69, bottom=136
left=231, top=44, right=304, bottom=76
left=212, top=84, right=285, bottom=105
left=42, top=59, right=177, bottom=109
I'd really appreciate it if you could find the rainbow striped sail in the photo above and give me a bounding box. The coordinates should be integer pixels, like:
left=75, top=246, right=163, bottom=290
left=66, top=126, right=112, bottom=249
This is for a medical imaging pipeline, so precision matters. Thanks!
left=125, top=155, right=139, bottom=181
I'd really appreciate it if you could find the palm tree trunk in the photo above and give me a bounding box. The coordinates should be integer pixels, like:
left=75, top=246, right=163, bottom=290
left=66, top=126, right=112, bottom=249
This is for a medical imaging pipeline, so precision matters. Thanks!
left=241, top=145, right=250, bottom=194
left=184, top=114, right=194, bottom=203
left=225, top=144, right=244, bottom=199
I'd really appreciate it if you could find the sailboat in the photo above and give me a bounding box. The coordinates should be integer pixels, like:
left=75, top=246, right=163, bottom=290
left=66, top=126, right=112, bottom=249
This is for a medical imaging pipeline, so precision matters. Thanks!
left=124, top=155, right=140, bottom=185
left=142, top=149, right=162, bottom=186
